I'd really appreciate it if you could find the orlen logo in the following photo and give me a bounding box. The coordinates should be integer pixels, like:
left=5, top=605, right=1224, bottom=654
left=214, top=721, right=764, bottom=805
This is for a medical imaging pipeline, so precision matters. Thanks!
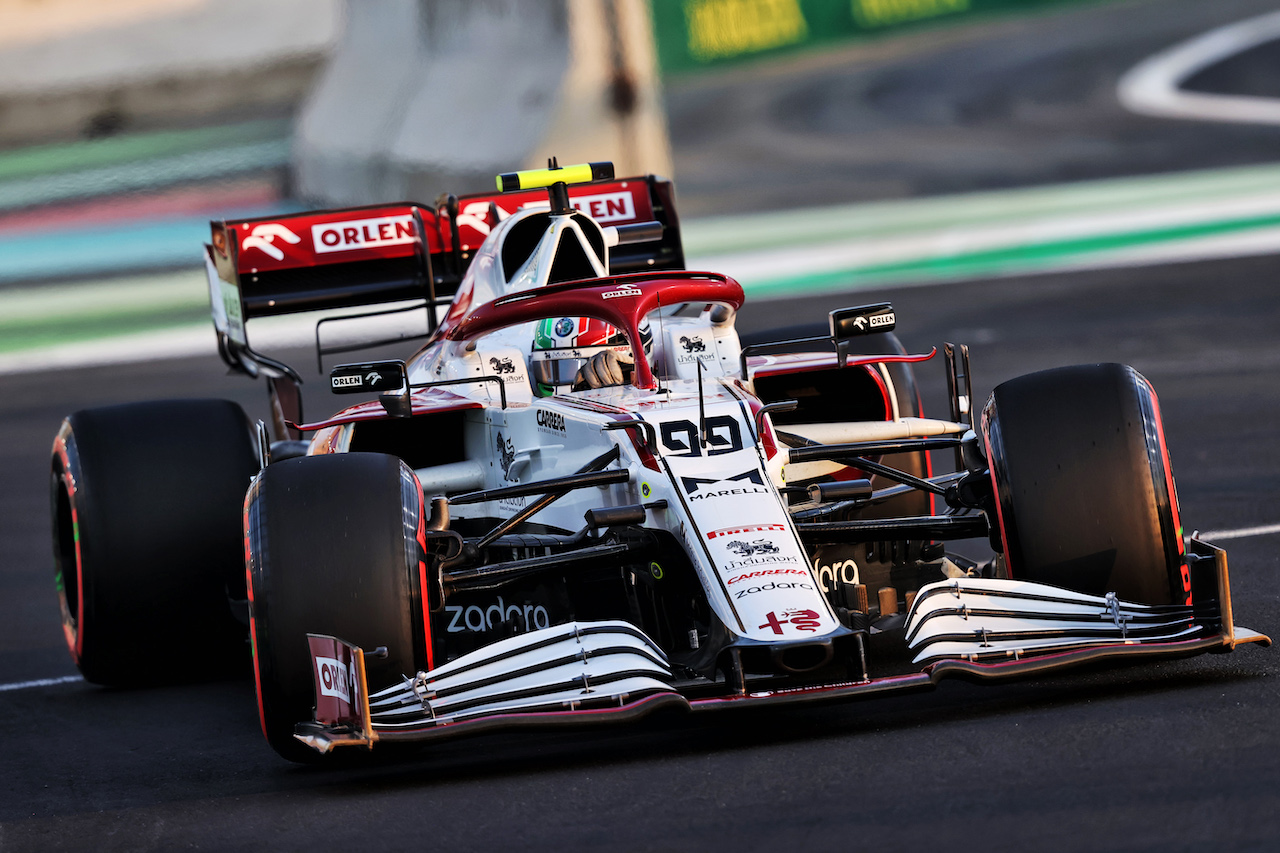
left=315, top=656, right=351, bottom=702
left=870, top=312, right=895, bottom=328
left=573, top=191, right=635, bottom=223
left=332, top=375, right=362, bottom=388
left=312, top=215, right=417, bottom=254
left=242, top=223, right=301, bottom=261
left=601, top=283, right=642, bottom=300
left=707, top=523, right=786, bottom=541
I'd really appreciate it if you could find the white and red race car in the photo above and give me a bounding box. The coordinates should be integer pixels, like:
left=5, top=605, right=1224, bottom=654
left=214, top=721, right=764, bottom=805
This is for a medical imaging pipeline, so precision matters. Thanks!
left=51, top=162, right=1269, bottom=762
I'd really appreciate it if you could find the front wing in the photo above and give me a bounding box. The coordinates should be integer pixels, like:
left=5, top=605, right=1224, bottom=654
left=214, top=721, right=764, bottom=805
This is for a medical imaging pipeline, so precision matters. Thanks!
left=294, top=539, right=1269, bottom=755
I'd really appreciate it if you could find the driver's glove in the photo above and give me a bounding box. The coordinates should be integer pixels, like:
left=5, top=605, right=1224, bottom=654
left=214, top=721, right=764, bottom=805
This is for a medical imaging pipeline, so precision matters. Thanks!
left=574, top=349, right=634, bottom=390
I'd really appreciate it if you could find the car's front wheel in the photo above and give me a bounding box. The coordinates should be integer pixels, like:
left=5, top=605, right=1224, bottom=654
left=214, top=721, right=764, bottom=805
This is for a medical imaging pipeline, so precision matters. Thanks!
left=244, top=452, right=428, bottom=762
left=981, top=363, right=1189, bottom=605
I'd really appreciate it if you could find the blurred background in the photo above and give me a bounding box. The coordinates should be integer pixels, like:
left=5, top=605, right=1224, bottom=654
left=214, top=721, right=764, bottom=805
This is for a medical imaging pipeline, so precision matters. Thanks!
left=4, top=0, right=1280, bottom=372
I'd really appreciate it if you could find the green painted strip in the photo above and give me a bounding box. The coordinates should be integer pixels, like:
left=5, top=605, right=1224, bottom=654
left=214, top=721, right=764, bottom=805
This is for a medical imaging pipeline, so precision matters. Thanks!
left=0, top=312, right=209, bottom=354
left=0, top=120, right=291, bottom=182
left=748, top=207, right=1280, bottom=296
left=684, top=161, right=1280, bottom=255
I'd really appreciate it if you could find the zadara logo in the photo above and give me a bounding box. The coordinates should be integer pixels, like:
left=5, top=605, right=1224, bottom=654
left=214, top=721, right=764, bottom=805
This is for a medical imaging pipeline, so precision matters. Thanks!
left=446, top=597, right=550, bottom=634
left=759, top=609, right=823, bottom=635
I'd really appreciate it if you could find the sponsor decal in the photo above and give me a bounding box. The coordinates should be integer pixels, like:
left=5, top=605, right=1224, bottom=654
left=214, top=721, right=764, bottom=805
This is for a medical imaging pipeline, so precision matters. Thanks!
left=722, top=553, right=799, bottom=570
left=727, top=567, right=809, bottom=584
left=554, top=317, right=575, bottom=337
left=725, top=538, right=780, bottom=557
left=536, top=409, right=566, bottom=432
left=312, top=215, right=417, bottom=254
left=446, top=597, right=550, bottom=633
left=497, top=432, right=516, bottom=482
left=332, top=374, right=362, bottom=388
left=315, top=655, right=353, bottom=702
left=242, top=223, right=301, bottom=261
left=662, top=416, right=743, bottom=458
left=682, top=468, right=766, bottom=501
left=575, top=191, right=636, bottom=223
left=759, top=609, right=824, bottom=635
left=708, top=523, right=787, bottom=540
left=870, top=311, right=895, bottom=328
left=489, top=357, right=516, bottom=375
left=602, top=283, right=643, bottom=300
left=679, top=335, right=707, bottom=354
left=815, top=557, right=859, bottom=592
left=734, top=580, right=814, bottom=601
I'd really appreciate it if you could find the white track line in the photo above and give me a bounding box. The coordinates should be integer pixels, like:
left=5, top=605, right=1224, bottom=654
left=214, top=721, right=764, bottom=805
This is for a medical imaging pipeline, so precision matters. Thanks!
left=0, top=674, right=82, bottom=692
left=1198, top=522, right=1280, bottom=542
left=1118, top=10, right=1280, bottom=125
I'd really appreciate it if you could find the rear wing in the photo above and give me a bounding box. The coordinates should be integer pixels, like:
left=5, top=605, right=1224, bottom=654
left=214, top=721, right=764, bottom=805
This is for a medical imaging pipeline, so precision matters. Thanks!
left=206, top=176, right=684, bottom=381
left=443, top=174, right=684, bottom=276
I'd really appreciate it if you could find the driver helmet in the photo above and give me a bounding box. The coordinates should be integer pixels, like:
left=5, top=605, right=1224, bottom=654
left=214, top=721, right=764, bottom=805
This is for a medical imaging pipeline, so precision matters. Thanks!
left=531, top=316, right=653, bottom=396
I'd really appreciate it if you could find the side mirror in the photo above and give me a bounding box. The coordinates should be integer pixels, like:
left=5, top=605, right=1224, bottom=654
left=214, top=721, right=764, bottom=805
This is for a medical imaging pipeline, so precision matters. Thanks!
left=829, top=303, right=896, bottom=366
left=329, top=360, right=408, bottom=394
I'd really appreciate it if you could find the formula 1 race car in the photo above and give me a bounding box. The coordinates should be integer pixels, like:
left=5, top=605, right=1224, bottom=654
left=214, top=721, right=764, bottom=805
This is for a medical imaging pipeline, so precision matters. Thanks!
left=50, top=161, right=1269, bottom=762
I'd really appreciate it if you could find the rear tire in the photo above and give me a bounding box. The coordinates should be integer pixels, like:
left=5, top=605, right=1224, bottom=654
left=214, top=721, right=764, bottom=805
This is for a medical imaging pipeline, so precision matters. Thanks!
left=51, top=399, right=259, bottom=685
left=245, top=453, right=427, bottom=762
left=982, top=363, right=1189, bottom=605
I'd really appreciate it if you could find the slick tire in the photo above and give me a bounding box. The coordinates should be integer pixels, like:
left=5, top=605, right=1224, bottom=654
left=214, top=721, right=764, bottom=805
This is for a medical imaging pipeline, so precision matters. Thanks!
left=982, top=363, right=1190, bottom=605
left=244, top=453, right=427, bottom=763
left=51, top=399, right=259, bottom=686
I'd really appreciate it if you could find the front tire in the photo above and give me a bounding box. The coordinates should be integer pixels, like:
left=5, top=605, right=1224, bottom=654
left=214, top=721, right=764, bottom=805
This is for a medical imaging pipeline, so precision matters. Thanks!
left=245, top=453, right=428, bottom=762
left=51, top=399, right=259, bottom=685
left=982, top=363, right=1189, bottom=606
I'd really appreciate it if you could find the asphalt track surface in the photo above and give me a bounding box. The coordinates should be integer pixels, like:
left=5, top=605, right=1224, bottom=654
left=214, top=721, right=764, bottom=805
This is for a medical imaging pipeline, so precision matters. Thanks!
left=2, top=253, right=1278, bottom=851
left=6, top=2, right=1280, bottom=851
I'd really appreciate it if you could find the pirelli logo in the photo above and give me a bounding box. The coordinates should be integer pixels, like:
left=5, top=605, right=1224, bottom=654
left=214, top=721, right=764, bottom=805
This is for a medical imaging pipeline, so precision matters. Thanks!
left=312, top=215, right=417, bottom=254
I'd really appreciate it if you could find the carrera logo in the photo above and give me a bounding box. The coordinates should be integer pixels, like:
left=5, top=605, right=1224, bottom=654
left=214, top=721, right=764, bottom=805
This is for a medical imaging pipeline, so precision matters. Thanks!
left=708, top=523, right=787, bottom=540
left=332, top=375, right=362, bottom=388
left=446, top=597, right=550, bottom=634
left=312, top=215, right=417, bottom=254
left=574, top=191, right=635, bottom=223
left=536, top=409, right=566, bottom=432
left=727, top=567, right=809, bottom=584
left=315, top=655, right=352, bottom=702
left=242, top=223, right=301, bottom=261
left=601, top=284, right=642, bottom=300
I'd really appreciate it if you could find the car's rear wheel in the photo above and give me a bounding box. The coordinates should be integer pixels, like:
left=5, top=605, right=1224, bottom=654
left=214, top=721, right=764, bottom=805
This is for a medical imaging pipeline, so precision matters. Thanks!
left=982, top=363, right=1190, bottom=605
left=51, top=399, right=259, bottom=685
left=244, top=452, right=427, bottom=762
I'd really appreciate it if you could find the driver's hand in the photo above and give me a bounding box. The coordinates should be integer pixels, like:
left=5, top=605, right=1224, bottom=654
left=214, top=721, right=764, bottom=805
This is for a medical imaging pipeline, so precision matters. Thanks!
left=574, top=349, right=633, bottom=390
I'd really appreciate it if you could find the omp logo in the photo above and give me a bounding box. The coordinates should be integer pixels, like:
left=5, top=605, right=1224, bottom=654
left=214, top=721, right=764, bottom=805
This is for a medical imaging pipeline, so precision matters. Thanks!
left=601, top=284, right=642, bottom=300
left=707, top=523, right=786, bottom=540
left=242, top=223, right=301, bottom=261
left=332, top=375, right=362, bottom=388
left=315, top=656, right=351, bottom=702
left=446, top=597, right=551, bottom=633
left=312, top=215, right=417, bottom=254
